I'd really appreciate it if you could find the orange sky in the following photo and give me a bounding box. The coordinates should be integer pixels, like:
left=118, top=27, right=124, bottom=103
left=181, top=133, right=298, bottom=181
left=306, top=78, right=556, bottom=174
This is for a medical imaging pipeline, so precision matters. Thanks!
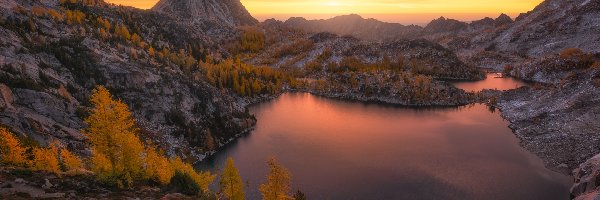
left=105, top=0, right=543, bottom=24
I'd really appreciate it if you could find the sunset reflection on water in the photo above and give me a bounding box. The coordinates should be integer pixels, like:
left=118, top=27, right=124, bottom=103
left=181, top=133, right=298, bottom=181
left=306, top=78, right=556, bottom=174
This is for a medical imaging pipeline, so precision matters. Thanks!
left=200, top=93, right=569, bottom=200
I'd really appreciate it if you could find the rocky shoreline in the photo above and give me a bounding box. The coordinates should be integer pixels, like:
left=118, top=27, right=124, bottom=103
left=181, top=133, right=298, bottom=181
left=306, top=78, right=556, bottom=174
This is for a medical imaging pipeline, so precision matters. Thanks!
left=496, top=67, right=600, bottom=199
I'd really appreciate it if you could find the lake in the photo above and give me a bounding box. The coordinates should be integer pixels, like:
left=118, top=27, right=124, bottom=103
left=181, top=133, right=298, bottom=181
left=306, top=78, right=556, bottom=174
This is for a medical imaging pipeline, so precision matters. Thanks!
left=199, top=92, right=570, bottom=200
left=452, top=73, right=529, bottom=92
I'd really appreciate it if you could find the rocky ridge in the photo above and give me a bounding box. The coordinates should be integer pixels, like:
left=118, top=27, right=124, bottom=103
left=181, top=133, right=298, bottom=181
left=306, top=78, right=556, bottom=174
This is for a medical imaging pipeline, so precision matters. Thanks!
left=282, top=14, right=422, bottom=41
left=152, top=0, right=258, bottom=26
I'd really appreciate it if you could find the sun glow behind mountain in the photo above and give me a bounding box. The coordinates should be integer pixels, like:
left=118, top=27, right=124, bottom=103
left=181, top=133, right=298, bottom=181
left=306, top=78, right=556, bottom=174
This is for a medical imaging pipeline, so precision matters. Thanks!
left=104, top=0, right=543, bottom=24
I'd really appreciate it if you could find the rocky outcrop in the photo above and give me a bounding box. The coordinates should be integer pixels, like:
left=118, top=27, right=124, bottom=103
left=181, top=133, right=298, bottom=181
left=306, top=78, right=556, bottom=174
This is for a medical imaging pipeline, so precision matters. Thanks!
left=0, top=166, right=199, bottom=199
left=491, top=0, right=600, bottom=56
left=498, top=67, right=600, bottom=172
left=248, top=22, right=484, bottom=80
left=509, top=53, right=596, bottom=84
left=423, top=16, right=469, bottom=34
left=0, top=84, right=14, bottom=110
left=572, top=154, right=600, bottom=199
left=152, top=0, right=258, bottom=26
left=494, top=13, right=514, bottom=27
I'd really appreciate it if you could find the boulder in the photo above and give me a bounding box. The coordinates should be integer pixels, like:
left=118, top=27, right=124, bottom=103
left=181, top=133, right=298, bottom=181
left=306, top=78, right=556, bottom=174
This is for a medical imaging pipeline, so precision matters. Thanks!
left=572, top=154, right=600, bottom=198
left=0, top=84, right=14, bottom=110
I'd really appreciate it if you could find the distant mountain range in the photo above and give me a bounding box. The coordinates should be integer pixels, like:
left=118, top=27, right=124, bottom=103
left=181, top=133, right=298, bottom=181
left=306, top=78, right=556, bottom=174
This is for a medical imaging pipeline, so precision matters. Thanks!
left=282, top=14, right=423, bottom=41
left=149, top=0, right=600, bottom=57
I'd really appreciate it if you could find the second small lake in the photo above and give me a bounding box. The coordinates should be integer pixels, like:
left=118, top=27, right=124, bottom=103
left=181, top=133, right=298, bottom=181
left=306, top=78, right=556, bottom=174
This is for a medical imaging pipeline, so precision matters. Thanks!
left=452, top=73, right=529, bottom=92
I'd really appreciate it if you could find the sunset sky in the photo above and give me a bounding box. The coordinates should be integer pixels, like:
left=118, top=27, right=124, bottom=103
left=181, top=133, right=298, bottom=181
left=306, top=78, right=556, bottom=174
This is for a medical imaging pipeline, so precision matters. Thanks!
left=105, top=0, right=543, bottom=25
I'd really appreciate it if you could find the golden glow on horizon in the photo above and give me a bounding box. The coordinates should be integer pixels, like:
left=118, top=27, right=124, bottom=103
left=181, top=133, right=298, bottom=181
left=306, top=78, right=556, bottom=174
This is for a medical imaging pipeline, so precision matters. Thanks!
left=104, top=0, right=543, bottom=23
left=242, top=0, right=542, bottom=14
left=105, top=0, right=157, bottom=9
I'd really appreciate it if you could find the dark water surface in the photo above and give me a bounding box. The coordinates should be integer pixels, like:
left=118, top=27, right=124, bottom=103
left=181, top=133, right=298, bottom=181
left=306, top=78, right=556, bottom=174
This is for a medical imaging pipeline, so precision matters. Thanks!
left=199, top=93, right=570, bottom=200
left=452, top=73, right=529, bottom=92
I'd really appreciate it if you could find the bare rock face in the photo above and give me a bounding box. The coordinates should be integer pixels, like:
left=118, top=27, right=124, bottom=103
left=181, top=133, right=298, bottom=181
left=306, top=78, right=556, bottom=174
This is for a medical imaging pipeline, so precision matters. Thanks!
left=0, top=84, right=14, bottom=110
left=572, top=153, right=600, bottom=199
left=494, top=13, right=513, bottom=27
left=498, top=67, right=600, bottom=172
left=492, top=0, right=600, bottom=56
left=423, top=16, right=469, bottom=34
left=152, top=0, right=258, bottom=26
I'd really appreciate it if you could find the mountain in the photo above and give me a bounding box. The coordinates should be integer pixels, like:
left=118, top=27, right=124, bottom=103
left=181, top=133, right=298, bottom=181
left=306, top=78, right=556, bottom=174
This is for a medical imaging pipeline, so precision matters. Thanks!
left=252, top=21, right=483, bottom=81
left=490, top=0, right=600, bottom=56
left=423, top=16, right=469, bottom=34
left=282, top=14, right=423, bottom=41
left=152, top=0, right=258, bottom=26
left=0, top=0, right=253, bottom=163
left=279, top=13, right=515, bottom=42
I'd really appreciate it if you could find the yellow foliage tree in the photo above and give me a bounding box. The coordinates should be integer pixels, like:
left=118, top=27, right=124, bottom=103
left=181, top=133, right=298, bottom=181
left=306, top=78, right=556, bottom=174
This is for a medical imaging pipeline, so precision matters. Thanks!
left=144, top=145, right=174, bottom=185
left=0, top=127, right=29, bottom=166
left=148, top=46, right=156, bottom=58
left=32, top=141, right=61, bottom=176
left=84, top=86, right=145, bottom=188
left=259, top=157, right=291, bottom=200
left=114, top=24, right=131, bottom=41
left=47, top=9, right=63, bottom=21
left=131, top=33, right=142, bottom=47
left=220, top=157, right=245, bottom=200
left=65, top=10, right=86, bottom=25
left=60, top=148, right=84, bottom=175
left=169, top=157, right=216, bottom=192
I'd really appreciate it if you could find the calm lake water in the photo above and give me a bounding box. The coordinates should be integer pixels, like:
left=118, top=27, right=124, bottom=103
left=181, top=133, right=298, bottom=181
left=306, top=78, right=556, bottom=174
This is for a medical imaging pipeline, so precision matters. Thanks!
left=199, top=92, right=570, bottom=200
left=452, top=73, right=529, bottom=92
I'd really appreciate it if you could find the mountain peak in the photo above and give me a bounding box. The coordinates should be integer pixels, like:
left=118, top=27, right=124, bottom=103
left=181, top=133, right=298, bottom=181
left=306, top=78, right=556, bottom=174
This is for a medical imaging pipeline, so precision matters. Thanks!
left=152, top=0, right=258, bottom=26
left=424, top=16, right=468, bottom=33
left=494, top=13, right=513, bottom=26
left=333, top=14, right=364, bottom=20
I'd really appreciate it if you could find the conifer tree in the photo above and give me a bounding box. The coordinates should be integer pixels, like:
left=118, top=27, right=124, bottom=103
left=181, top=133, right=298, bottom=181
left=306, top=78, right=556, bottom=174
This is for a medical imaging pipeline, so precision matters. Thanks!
left=259, top=157, right=291, bottom=200
left=60, top=148, right=84, bottom=175
left=84, top=86, right=145, bottom=188
left=32, top=141, right=61, bottom=176
left=0, top=127, right=29, bottom=166
left=219, top=157, right=245, bottom=200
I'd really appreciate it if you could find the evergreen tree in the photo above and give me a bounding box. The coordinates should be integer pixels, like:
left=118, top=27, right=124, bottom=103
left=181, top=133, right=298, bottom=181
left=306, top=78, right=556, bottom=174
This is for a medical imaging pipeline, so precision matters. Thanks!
left=84, top=86, right=145, bottom=188
left=0, top=127, right=29, bottom=166
left=259, top=157, right=291, bottom=200
left=219, top=157, right=245, bottom=200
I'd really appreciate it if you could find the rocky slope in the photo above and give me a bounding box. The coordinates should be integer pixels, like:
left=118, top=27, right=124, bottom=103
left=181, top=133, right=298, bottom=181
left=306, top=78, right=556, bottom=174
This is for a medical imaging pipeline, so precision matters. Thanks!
left=0, top=0, right=254, bottom=162
left=152, top=0, right=257, bottom=26
left=491, top=0, right=600, bottom=56
left=498, top=66, right=600, bottom=172
left=250, top=20, right=484, bottom=81
left=499, top=65, right=600, bottom=199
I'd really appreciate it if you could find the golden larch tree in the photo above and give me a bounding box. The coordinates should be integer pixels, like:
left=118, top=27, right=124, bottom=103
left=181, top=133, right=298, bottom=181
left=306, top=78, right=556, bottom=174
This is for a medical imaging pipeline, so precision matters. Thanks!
left=169, top=157, right=216, bottom=192
left=0, top=127, right=29, bottom=166
left=84, top=86, right=145, bottom=188
left=259, top=157, right=292, bottom=200
left=220, top=157, right=245, bottom=200
left=60, top=148, right=84, bottom=174
left=144, top=144, right=174, bottom=185
left=32, top=141, right=62, bottom=176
